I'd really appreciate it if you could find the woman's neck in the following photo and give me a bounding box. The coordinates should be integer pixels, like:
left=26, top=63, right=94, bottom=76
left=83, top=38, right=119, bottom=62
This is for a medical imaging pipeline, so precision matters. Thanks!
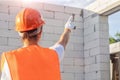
left=23, top=39, right=38, bottom=47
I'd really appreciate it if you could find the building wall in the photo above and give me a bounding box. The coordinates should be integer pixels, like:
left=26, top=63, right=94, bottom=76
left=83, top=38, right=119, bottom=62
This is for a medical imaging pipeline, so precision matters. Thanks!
left=83, top=10, right=110, bottom=80
left=0, top=1, right=84, bottom=80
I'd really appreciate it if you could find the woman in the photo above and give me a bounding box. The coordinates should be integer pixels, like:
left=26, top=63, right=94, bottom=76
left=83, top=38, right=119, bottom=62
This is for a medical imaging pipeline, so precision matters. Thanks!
left=0, top=8, right=75, bottom=80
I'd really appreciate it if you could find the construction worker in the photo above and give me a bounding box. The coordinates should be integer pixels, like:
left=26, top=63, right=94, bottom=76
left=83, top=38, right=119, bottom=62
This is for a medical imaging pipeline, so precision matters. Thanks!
left=0, top=8, right=75, bottom=80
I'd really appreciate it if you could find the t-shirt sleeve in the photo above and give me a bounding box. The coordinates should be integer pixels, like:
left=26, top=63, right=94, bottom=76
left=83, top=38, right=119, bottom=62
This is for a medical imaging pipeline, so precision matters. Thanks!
left=49, top=44, right=64, bottom=62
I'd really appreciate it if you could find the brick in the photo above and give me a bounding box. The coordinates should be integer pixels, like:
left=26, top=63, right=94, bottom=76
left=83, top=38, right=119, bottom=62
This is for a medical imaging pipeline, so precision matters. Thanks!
left=90, top=15, right=99, bottom=23
left=90, top=63, right=99, bottom=72
left=84, top=65, right=90, bottom=73
left=9, top=1, right=22, bottom=7
left=98, top=23, right=109, bottom=31
left=0, top=29, right=10, bottom=37
left=97, top=70, right=110, bottom=80
left=74, top=14, right=83, bottom=22
left=84, top=32, right=99, bottom=43
left=0, top=21, right=8, bottom=29
left=63, top=65, right=83, bottom=73
left=99, top=16, right=108, bottom=24
left=44, top=3, right=64, bottom=12
left=8, top=29, right=19, bottom=38
left=0, top=45, right=17, bottom=53
left=43, top=25, right=55, bottom=33
left=39, top=40, right=55, bottom=47
left=61, top=73, right=74, bottom=80
left=42, top=25, right=64, bottom=35
left=85, top=72, right=97, bottom=80
left=71, top=28, right=83, bottom=37
left=83, top=9, right=95, bottom=18
left=73, top=43, right=83, bottom=51
left=96, top=55, right=110, bottom=63
left=41, top=10, right=54, bottom=18
left=0, top=13, right=9, bottom=21
left=0, top=29, right=19, bottom=38
left=66, top=43, right=74, bottom=50
left=86, top=63, right=110, bottom=72
left=0, top=5, right=9, bottom=13
left=54, top=26, right=64, bottom=34
left=9, top=6, right=21, bottom=15
left=65, top=6, right=81, bottom=14
left=0, top=1, right=18, bottom=7
left=44, top=18, right=64, bottom=26
left=90, top=47, right=100, bottom=56
left=8, top=38, right=22, bottom=47
left=69, top=36, right=83, bottom=44
left=99, top=31, right=109, bottom=39
left=65, top=50, right=84, bottom=58
left=100, top=46, right=109, bottom=54
left=84, top=39, right=99, bottom=50
left=8, top=21, right=15, bottom=29
left=9, top=14, right=16, bottom=22
left=55, top=12, right=71, bottom=20
left=85, top=56, right=96, bottom=65
left=84, top=25, right=95, bottom=36
left=42, top=33, right=60, bottom=41
left=99, top=63, right=110, bottom=71
left=84, top=50, right=90, bottom=58
left=62, top=65, right=73, bottom=73
left=74, top=58, right=84, bottom=66
left=75, top=73, right=84, bottom=80
left=83, top=10, right=89, bottom=19
left=0, top=37, right=8, bottom=46
left=0, top=1, right=22, bottom=7
left=0, top=1, right=8, bottom=6
left=75, top=22, right=83, bottom=29
left=99, top=38, right=109, bottom=46
left=83, top=19, right=90, bottom=29
left=85, top=64, right=101, bottom=73
left=87, top=16, right=99, bottom=24
left=63, top=58, right=74, bottom=66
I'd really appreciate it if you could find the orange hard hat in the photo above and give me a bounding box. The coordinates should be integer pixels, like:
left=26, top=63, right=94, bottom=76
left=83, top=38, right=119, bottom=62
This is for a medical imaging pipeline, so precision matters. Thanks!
left=15, top=8, right=45, bottom=32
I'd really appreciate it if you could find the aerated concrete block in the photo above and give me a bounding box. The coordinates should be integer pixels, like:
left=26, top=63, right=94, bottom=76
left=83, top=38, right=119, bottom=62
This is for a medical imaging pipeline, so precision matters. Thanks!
left=44, top=3, right=64, bottom=12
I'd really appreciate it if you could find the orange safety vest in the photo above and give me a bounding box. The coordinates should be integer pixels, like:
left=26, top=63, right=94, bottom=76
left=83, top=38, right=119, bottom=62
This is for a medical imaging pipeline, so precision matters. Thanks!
left=3, top=45, right=61, bottom=80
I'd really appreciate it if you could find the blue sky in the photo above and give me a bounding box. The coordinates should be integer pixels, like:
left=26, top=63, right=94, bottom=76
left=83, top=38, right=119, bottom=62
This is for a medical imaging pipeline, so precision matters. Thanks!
left=24, top=0, right=120, bottom=37
left=109, top=11, right=120, bottom=37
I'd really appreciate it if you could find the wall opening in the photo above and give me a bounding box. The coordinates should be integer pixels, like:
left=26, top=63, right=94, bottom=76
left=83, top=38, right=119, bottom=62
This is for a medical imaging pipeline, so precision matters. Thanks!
left=109, top=11, right=120, bottom=80
left=109, top=11, right=120, bottom=44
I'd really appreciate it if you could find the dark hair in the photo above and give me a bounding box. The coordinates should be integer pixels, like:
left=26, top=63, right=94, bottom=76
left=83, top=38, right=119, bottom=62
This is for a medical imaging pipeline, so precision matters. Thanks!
left=20, top=27, right=42, bottom=41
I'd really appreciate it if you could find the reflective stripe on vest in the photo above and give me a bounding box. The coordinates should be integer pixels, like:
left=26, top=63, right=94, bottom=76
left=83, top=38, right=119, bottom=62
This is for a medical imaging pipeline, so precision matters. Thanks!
left=4, top=45, right=61, bottom=80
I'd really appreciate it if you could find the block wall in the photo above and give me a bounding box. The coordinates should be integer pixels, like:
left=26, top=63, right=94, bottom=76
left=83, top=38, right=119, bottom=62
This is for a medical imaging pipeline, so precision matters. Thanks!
left=83, top=10, right=110, bottom=80
left=0, top=1, right=84, bottom=80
